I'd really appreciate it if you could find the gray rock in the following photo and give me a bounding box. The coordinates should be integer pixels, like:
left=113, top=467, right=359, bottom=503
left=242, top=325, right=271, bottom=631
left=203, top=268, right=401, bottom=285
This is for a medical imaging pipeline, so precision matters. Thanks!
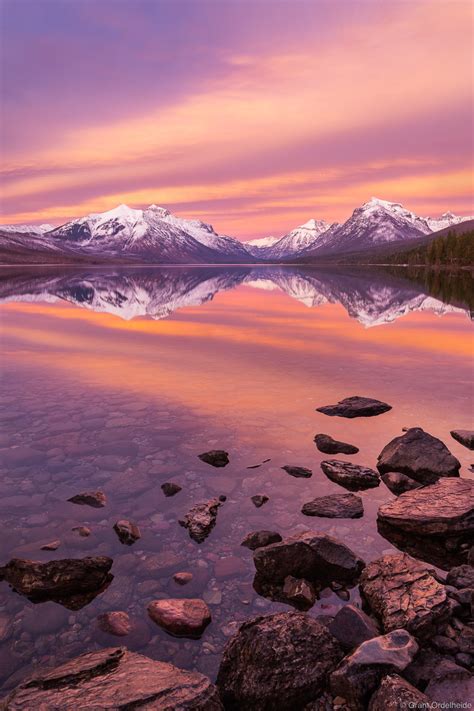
left=147, top=598, right=211, bottom=639
left=451, top=429, right=474, bottom=450
left=216, top=612, right=343, bottom=710
left=302, top=493, right=363, bottom=519
left=113, top=520, right=141, bottom=545
left=198, top=450, right=229, bottom=467
left=282, top=465, right=312, bottom=478
left=377, top=428, right=460, bottom=484
left=316, top=396, right=391, bottom=418
left=328, top=604, right=380, bottom=650
left=314, top=434, right=359, bottom=455
left=67, top=490, right=106, bottom=508
left=359, top=553, right=451, bottom=638
left=2, top=647, right=222, bottom=709
left=179, top=498, right=222, bottom=543
left=241, top=530, right=282, bottom=550
left=321, top=460, right=380, bottom=491
left=369, top=674, right=430, bottom=710
left=381, top=472, right=422, bottom=496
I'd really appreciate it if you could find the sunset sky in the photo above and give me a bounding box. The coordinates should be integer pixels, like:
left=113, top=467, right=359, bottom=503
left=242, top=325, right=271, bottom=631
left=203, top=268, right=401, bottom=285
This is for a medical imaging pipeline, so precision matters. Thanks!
left=1, top=0, right=473, bottom=239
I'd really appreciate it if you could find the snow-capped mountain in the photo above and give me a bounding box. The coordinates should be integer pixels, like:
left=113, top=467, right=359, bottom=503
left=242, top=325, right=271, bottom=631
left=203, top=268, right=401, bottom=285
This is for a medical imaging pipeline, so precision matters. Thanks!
left=0, top=223, right=54, bottom=234
left=249, top=218, right=337, bottom=260
left=48, top=204, right=253, bottom=263
left=245, top=236, right=281, bottom=256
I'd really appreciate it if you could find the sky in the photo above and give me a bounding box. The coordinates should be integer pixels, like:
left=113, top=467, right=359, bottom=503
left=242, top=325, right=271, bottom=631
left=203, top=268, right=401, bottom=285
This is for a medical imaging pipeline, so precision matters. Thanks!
left=1, top=0, right=473, bottom=239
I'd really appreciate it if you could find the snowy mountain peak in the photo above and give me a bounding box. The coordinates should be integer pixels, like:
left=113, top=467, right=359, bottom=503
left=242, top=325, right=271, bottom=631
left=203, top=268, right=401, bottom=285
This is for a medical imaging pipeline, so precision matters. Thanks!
left=146, top=204, right=170, bottom=217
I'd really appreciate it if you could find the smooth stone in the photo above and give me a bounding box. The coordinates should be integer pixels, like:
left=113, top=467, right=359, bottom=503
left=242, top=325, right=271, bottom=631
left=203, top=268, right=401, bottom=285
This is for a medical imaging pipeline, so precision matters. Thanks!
left=302, top=493, right=363, bottom=519
left=346, top=629, right=418, bottom=669
left=251, top=495, right=269, bottom=508
left=377, top=427, right=460, bottom=484
left=72, top=526, right=91, bottom=537
left=314, top=434, right=359, bottom=455
left=97, top=611, right=131, bottom=637
left=173, top=572, right=193, bottom=586
left=67, top=490, right=106, bottom=508
left=241, top=530, right=283, bottom=550
left=40, top=540, right=61, bottom=551
left=377, top=478, right=474, bottom=536
left=328, top=604, right=380, bottom=650
left=316, top=396, right=391, bottom=418
left=321, top=459, right=380, bottom=491
left=147, top=598, right=211, bottom=638
left=359, top=553, right=450, bottom=638
left=450, top=429, right=474, bottom=450
left=281, top=465, right=312, bottom=479
left=216, top=612, right=343, bottom=711
left=282, top=576, right=316, bottom=610
left=368, top=674, right=430, bottom=710
left=381, top=472, right=422, bottom=496
left=179, top=498, right=222, bottom=543
left=198, top=450, right=229, bottom=467
left=161, top=482, right=182, bottom=497
left=2, top=647, right=222, bottom=709
left=113, top=520, right=141, bottom=545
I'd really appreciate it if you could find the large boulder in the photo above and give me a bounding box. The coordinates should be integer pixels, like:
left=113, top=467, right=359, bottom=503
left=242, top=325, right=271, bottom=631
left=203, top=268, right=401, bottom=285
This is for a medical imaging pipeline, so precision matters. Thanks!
left=377, top=478, right=474, bottom=537
left=359, top=553, right=451, bottom=638
left=368, top=674, right=430, bottom=710
left=0, top=557, right=113, bottom=610
left=179, top=498, right=222, bottom=543
left=216, top=612, right=343, bottom=710
left=377, top=428, right=460, bottom=484
left=314, top=434, right=359, bottom=455
left=321, top=460, right=380, bottom=491
left=316, top=396, right=391, bottom=418
left=147, top=598, right=211, bottom=639
left=302, top=493, right=363, bottom=519
left=2, top=646, right=223, bottom=709
left=450, top=429, right=474, bottom=450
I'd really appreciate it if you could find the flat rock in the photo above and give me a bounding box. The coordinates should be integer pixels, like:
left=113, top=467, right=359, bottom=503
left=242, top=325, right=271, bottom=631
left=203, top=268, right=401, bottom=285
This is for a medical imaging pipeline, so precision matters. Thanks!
left=198, top=450, right=229, bottom=467
left=302, top=493, right=363, bottom=519
left=359, top=553, right=451, bottom=637
left=251, top=494, right=269, bottom=508
left=97, top=611, right=131, bottom=637
left=314, top=434, right=359, bottom=455
left=0, top=556, right=113, bottom=610
left=241, top=530, right=282, bottom=550
left=161, top=482, right=182, bottom=497
left=40, top=540, right=61, bottom=551
left=377, top=478, right=474, bottom=536
left=329, top=604, right=380, bottom=650
left=377, top=427, right=460, bottom=484
left=179, top=498, right=222, bottom=543
left=2, top=646, right=222, bottom=710
left=147, top=598, right=211, bottom=638
left=316, top=396, right=391, bottom=418
left=321, top=460, right=380, bottom=491
left=282, top=465, right=312, bottom=478
left=369, top=674, right=430, bottom=710
left=113, top=520, right=141, bottom=545
left=216, top=612, right=343, bottom=710
left=451, top=429, right=474, bottom=450
left=67, top=490, right=106, bottom=508
left=381, top=472, right=422, bottom=496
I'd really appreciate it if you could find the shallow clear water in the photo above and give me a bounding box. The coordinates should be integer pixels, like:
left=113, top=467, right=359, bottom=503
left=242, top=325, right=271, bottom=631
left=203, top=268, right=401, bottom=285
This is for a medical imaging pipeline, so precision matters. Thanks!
left=0, top=265, right=472, bottom=689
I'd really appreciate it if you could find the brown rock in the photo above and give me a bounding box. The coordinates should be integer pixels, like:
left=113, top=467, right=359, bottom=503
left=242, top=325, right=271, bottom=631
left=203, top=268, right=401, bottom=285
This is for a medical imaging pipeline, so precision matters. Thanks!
left=97, top=611, right=131, bottom=637
left=314, top=434, right=359, bottom=455
left=198, top=450, right=229, bottom=467
left=251, top=494, right=269, bottom=508
left=328, top=604, right=380, bottom=650
left=40, top=540, right=61, bottom=551
left=147, top=598, right=211, bottom=638
left=173, top=572, right=193, bottom=586
left=241, top=530, right=282, bottom=550
left=179, top=498, right=222, bottom=543
left=377, top=428, right=460, bottom=484
left=282, top=465, right=313, bottom=478
left=316, top=396, right=391, bottom=418
left=113, top=519, right=141, bottom=545
left=302, top=493, right=363, bottom=519
left=282, top=576, right=316, bottom=610
left=321, top=460, right=380, bottom=491
left=161, top=482, right=182, bottom=497
left=369, top=674, right=430, bottom=710
left=72, top=526, right=91, bottom=537
left=381, top=472, right=421, bottom=496
left=67, top=490, right=106, bottom=508
left=450, top=429, right=474, bottom=450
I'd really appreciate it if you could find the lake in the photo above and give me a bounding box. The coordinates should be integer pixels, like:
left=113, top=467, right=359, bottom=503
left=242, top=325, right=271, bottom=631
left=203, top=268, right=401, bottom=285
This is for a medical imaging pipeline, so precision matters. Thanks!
left=0, top=265, right=472, bottom=689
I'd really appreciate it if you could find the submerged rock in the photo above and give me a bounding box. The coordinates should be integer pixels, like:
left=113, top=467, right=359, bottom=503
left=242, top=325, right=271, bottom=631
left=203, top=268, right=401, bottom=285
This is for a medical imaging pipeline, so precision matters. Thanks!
left=67, top=490, right=106, bottom=508
left=328, top=604, right=380, bottom=650
left=241, top=530, right=282, bottom=550
left=2, top=647, right=222, bottom=710
left=71, top=526, right=91, bottom=537
left=161, top=482, right=182, bottom=497
left=368, top=673, right=429, bottom=710
left=147, top=598, right=211, bottom=638
left=314, top=434, right=359, bottom=455
left=173, top=571, right=193, bottom=586
left=251, top=494, right=269, bottom=508
left=97, top=611, right=131, bottom=637
left=377, top=427, right=460, bottom=484
left=302, top=493, right=363, bottom=519
left=113, top=520, right=141, bottom=545
left=381, top=472, right=421, bottom=496
left=198, top=450, right=229, bottom=467
left=316, top=396, right=391, bottom=418
left=450, top=429, right=474, bottom=450
left=321, top=460, right=380, bottom=491
left=179, top=497, right=222, bottom=543
left=216, top=612, right=343, bottom=710
left=282, top=465, right=313, bottom=478
left=359, top=553, right=450, bottom=637
left=0, top=556, right=113, bottom=610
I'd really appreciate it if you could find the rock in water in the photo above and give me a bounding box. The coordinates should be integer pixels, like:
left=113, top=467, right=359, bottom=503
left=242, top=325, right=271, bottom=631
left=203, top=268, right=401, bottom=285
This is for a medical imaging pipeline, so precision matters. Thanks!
left=0, top=557, right=113, bottom=610
left=314, top=434, right=359, bottom=454
left=359, top=553, right=450, bottom=637
left=67, top=490, right=106, bottom=508
left=251, top=494, right=269, bottom=508
left=302, top=493, right=363, bottom=519
left=450, top=429, right=474, bottom=450
left=179, top=498, right=222, bottom=543
left=316, top=396, right=391, bottom=418
left=40, top=540, right=61, bottom=551
left=329, top=604, right=380, bottom=650
left=377, top=478, right=474, bottom=536
left=173, top=571, right=193, bottom=585
left=161, top=482, right=182, bottom=497
left=97, top=611, right=131, bottom=637
left=282, top=576, right=316, bottom=610
left=381, top=472, right=421, bottom=496
left=147, top=598, right=211, bottom=638
left=377, top=427, right=460, bottom=484
left=2, top=647, right=223, bottom=710
left=216, top=612, right=343, bottom=710
left=241, top=530, right=282, bottom=550
left=198, top=450, right=229, bottom=467
left=113, top=520, right=141, bottom=545
left=281, top=465, right=312, bottom=478
left=321, top=460, right=380, bottom=491
left=368, top=673, right=430, bottom=710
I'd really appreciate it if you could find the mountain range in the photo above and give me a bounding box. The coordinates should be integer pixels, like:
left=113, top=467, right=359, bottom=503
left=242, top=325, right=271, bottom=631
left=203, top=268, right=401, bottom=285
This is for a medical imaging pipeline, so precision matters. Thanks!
left=0, top=198, right=471, bottom=265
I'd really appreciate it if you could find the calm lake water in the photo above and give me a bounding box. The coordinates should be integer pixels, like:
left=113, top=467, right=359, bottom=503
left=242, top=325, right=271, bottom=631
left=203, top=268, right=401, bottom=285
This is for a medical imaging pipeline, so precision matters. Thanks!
left=0, top=265, right=473, bottom=689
